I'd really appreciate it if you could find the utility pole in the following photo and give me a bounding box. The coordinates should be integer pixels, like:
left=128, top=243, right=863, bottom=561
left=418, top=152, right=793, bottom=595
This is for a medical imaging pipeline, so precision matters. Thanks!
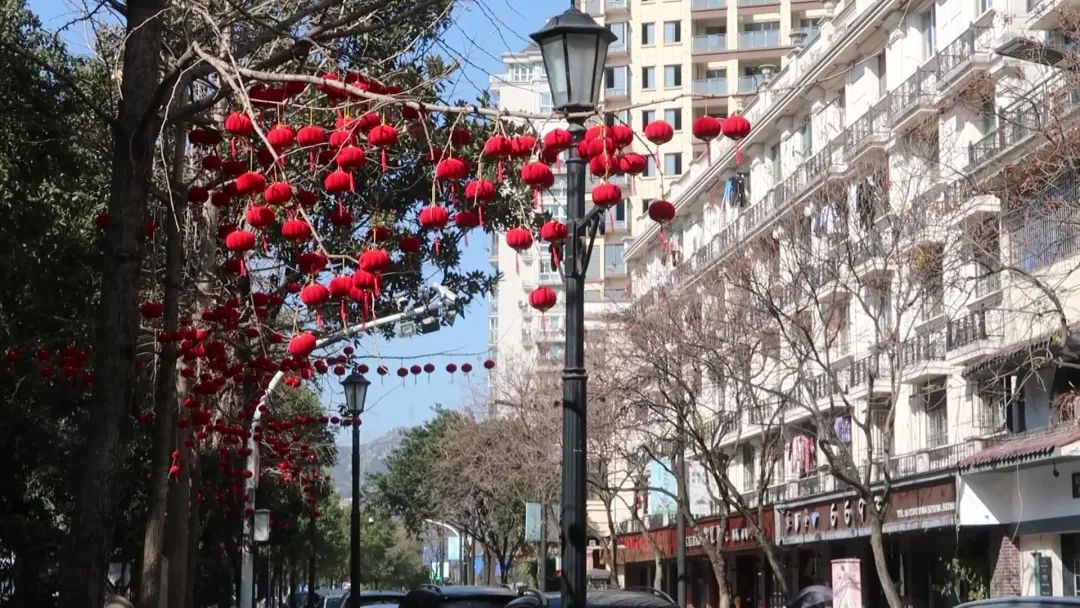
left=675, top=417, right=687, bottom=608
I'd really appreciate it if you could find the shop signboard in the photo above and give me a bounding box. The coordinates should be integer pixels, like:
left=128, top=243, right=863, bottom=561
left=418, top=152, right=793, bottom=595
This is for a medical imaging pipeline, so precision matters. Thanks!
left=687, top=460, right=713, bottom=516
left=615, top=510, right=774, bottom=564
left=776, top=478, right=956, bottom=545
left=832, top=558, right=862, bottom=608
left=648, top=458, right=678, bottom=515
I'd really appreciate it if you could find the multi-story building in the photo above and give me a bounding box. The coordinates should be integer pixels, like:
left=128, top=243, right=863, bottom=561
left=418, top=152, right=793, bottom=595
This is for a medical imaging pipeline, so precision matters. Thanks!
left=598, top=0, right=1080, bottom=604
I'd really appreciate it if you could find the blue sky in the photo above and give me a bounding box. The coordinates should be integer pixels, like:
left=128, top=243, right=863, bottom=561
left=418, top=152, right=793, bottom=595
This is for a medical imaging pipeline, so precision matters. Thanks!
left=27, top=0, right=558, bottom=441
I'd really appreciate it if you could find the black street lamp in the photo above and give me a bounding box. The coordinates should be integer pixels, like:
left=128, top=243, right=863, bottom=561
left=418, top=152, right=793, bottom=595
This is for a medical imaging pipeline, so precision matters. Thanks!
left=531, top=8, right=615, bottom=608
left=341, top=372, right=370, bottom=608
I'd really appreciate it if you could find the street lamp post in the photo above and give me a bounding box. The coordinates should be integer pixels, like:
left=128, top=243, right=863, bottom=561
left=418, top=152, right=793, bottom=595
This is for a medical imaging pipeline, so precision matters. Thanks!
left=530, top=8, right=615, bottom=608
left=341, top=372, right=370, bottom=608
left=307, top=461, right=319, bottom=608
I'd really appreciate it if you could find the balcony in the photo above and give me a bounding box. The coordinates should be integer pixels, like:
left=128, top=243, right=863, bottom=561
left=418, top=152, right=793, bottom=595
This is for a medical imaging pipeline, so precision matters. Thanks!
left=605, top=0, right=629, bottom=14
left=946, top=308, right=1002, bottom=365
left=582, top=0, right=602, bottom=15
left=738, top=74, right=766, bottom=93
left=807, top=370, right=846, bottom=401
left=899, top=331, right=947, bottom=382
left=848, top=353, right=882, bottom=395
left=891, top=69, right=937, bottom=132
left=604, top=85, right=628, bottom=100
left=967, top=75, right=1080, bottom=171
left=843, top=101, right=890, bottom=164
left=738, top=29, right=781, bottom=49
left=1027, top=0, right=1080, bottom=31
left=793, top=473, right=835, bottom=499
left=936, top=25, right=993, bottom=97
left=692, top=0, right=727, bottom=7
left=692, top=34, right=728, bottom=54
left=692, top=78, right=729, bottom=97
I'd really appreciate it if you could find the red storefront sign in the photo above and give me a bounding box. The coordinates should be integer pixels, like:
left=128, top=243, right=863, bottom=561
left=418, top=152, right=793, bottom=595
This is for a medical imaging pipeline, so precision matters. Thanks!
left=616, top=510, right=774, bottom=564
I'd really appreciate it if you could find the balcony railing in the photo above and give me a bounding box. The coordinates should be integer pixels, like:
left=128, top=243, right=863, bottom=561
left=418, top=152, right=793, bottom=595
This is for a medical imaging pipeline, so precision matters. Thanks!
left=692, top=78, right=729, bottom=96
left=968, top=74, right=1080, bottom=169
left=899, top=332, right=946, bottom=367
left=887, top=452, right=918, bottom=477
left=739, top=0, right=777, bottom=4
left=738, top=74, right=766, bottom=93
left=946, top=308, right=998, bottom=350
left=926, top=441, right=973, bottom=468
left=739, top=29, right=781, bottom=49
left=794, top=473, right=834, bottom=498
left=844, top=102, right=890, bottom=160
left=605, top=0, right=628, bottom=8
left=937, top=26, right=991, bottom=81
left=891, top=69, right=936, bottom=123
left=974, top=269, right=1002, bottom=297
left=604, top=86, right=628, bottom=98
left=849, top=353, right=880, bottom=389
left=692, top=34, right=728, bottom=54
left=692, top=0, right=726, bottom=7
left=582, top=0, right=602, bottom=15
left=807, top=370, right=845, bottom=400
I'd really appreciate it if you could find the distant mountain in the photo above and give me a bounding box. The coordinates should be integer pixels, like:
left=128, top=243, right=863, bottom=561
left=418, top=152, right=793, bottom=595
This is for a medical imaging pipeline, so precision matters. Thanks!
left=331, top=427, right=408, bottom=498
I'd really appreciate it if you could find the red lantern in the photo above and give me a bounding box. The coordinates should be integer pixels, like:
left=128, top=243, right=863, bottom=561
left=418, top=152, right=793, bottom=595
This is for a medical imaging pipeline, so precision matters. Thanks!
left=505, top=227, right=534, bottom=252
left=399, top=234, right=422, bottom=254
left=483, top=359, right=496, bottom=370
left=693, top=116, right=723, bottom=164
left=454, top=210, right=480, bottom=231
left=539, top=220, right=568, bottom=244
left=298, top=251, right=328, bottom=275
left=367, top=124, right=398, bottom=171
left=329, top=276, right=353, bottom=299
left=419, top=205, right=449, bottom=231
left=187, top=185, right=209, bottom=204
left=644, top=120, right=674, bottom=145
left=263, top=182, right=293, bottom=206
left=435, top=157, right=470, bottom=182
left=464, top=179, right=496, bottom=203
left=449, top=128, right=472, bottom=146
left=296, top=125, right=327, bottom=147
left=521, top=162, right=553, bottom=187
left=266, top=125, right=295, bottom=150
left=543, top=129, right=573, bottom=153
left=592, top=182, right=622, bottom=209
left=648, top=199, right=676, bottom=224
left=619, top=153, right=648, bottom=175
left=140, top=302, right=164, bottom=319
left=721, top=114, right=752, bottom=165
left=235, top=171, right=266, bottom=196
left=245, top=206, right=275, bottom=228
left=224, top=112, right=254, bottom=137
left=324, top=170, right=352, bottom=194
left=224, top=230, right=256, bottom=252
left=335, top=145, right=366, bottom=169
left=529, top=287, right=557, bottom=312
left=359, top=249, right=391, bottom=274
left=300, top=284, right=330, bottom=308
left=510, top=135, right=537, bottom=158
left=610, top=124, right=634, bottom=148
left=281, top=219, right=312, bottom=242
left=288, top=333, right=317, bottom=358
left=482, top=135, right=513, bottom=181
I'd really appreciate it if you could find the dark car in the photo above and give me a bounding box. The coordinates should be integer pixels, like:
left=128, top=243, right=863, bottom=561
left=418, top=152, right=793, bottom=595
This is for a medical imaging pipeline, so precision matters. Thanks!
left=401, top=585, right=520, bottom=608
left=337, top=590, right=408, bottom=608
left=506, top=588, right=678, bottom=608
left=958, top=599, right=1080, bottom=608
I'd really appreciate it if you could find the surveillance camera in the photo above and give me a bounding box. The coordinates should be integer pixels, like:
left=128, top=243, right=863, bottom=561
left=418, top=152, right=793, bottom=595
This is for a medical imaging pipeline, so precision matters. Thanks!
left=418, top=316, right=441, bottom=334
left=396, top=295, right=410, bottom=310
left=433, top=284, right=458, bottom=304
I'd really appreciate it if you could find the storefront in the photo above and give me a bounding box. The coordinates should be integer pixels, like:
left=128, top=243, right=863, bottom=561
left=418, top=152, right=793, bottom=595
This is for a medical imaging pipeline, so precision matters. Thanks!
left=958, top=429, right=1080, bottom=597
left=774, top=477, right=961, bottom=608
left=617, top=510, right=775, bottom=608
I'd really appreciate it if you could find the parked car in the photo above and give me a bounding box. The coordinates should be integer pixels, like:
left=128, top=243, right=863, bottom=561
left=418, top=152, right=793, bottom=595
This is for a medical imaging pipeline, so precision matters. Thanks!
left=401, top=585, right=520, bottom=608
left=959, top=599, right=1080, bottom=608
left=506, top=587, right=677, bottom=608
left=337, top=590, right=408, bottom=608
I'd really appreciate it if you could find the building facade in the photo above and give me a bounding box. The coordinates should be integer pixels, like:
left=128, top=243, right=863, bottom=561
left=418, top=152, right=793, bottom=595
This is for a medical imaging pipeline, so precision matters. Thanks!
left=597, top=0, right=1080, bottom=604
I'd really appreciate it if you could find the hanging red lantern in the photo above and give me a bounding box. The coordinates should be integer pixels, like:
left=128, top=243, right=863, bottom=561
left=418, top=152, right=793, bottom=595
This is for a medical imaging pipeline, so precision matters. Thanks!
left=235, top=171, right=267, bottom=196
left=644, top=120, right=674, bottom=145
left=263, top=182, right=293, bottom=206
left=298, top=251, right=328, bottom=275
left=648, top=199, right=676, bottom=224
left=245, top=206, right=275, bottom=228
left=435, top=157, right=470, bottom=182
left=224, top=112, right=254, bottom=137
left=506, top=227, right=534, bottom=252
left=464, top=179, right=496, bottom=203
left=483, top=359, right=495, bottom=370
left=224, top=230, right=256, bottom=252
left=454, top=210, right=480, bottom=231
left=296, top=125, right=327, bottom=147
left=529, top=287, right=557, bottom=312
left=693, top=116, right=723, bottom=164
left=419, top=205, right=449, bottom=231
left=539, top=220, right=568, bottom=244
left=140, top=302, right=164, bottom=319
left=721, top=114, right=752, bottom=166
left=482, top=135, right=513, bottom=182
left=367, top=225, right=391, bottom=244
left=619, top=153, right=648, bottom=175
left=297, top=190, right=318, bottom=208
left=187, top=185, right=210, bottom=204
left=359, top=249, right=392, bottom=274
left=399, top=234, right=422, bottom=254
left=324, top=170, right=352, bottom=194
left=589, top=153, right=619, bottom=178
left=367, top=124, right=398, bottom=171
left=510, top=135, right=537, bottom=158
left=592, top=182, right=622, bottom=209
left=449, top=128, right=473, bottom=146
left=300, top=284, right=330, bottom=308
left=543, top=129, right=573, bottom=153
left=266, top=125, right=295, bottom=150
left=521, top=162, right=553, bottom=187
left=189, top=128, right=222, bottom=146
left=201, top=154, right=222, bottom=172
left=352, top=269, right=378, bottom=292
left=329, top=207, right=354, bottom=227
left=289, top=333, right=317, bottom=358
left=281, top=219, right=312, bottom=242
left=336, top=145, right=366, bottom=169
left=328, top=276, right=353, bottom=299
left=610, top=124, right=634, bottom=149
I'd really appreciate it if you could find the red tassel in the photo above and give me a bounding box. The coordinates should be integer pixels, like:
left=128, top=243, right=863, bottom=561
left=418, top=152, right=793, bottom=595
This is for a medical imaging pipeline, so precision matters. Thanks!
left=550, top=245, right=561, bottom=270
left=349, top=172, right=355, bottom=192
left=452, top=182, right=458, bottom=206
left=497, top=160, right=503, bottom=183
left=707, top=143, right=712, bottom=165
left=230, top=138, right=237, bottom=159
left=735, top=142, right=743, bottom=166
left=434, top=235, right=441, bottom=255
left=240, top=259, right=247, bottom=277
left=541, top=313, right=547, bottom=331
left=515, top=253, right=520, bottom=274
left=464, top=233, right=469, bottom=247
left=262, top=234, right=269, bottom=252
left=532, top=189, right=539, bottom=209
left=608, top=209, right=615, bottom=232
left=340, top=300, right=347, bottom=328
left=316, top=311, right=324, bottom=330
left=308, top=151, right=315, bottom=173
left=381, top=149, right=387, bottom=172
left=478, top=206, right=485, bottom=227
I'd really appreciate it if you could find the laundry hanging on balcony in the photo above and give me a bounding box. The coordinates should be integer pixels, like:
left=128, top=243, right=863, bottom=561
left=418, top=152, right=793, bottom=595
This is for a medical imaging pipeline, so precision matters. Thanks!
left=787, top=434, right=816, bottom=477
left=833, top=416, right=852, bottom=443
left=724, top=174, right=747, bottom=208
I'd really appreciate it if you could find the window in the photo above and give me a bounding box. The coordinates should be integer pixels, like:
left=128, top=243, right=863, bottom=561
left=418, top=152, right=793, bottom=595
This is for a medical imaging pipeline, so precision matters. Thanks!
left=664, top=107, right=682, bottom=131
left=664, top=152, right=683, bottom=175
left=981, top=95, right=997, bottom=134
left=488, top=316, right=498, bottom=343
left=539, top=93, right=552, bottom=114
left=799, top=121, right=812, bottom=156
left=642, top=66, right=656, bottom=89
left=642, top=197, right=655, bottom=214
left=742, top=444, right=757, bottom=492
left=607, top=22, right=628, bottom=51
left=641, top=109, right=656, bottom=126
left=605, top=243, right=626, bottom=275
left=614, top=200, right=628, bottom=229
left=586, top=251, right=602, bottom=279
left=768, top=142, right=781, bottom=181
left=604, top=66, right=628, bottom=96
left=642, top=22, right=655, bottom=45
left=918, top=382, right=948, bottom=448
left=614, top=109, right=630, bottom=128
left=877, top=53, right=887, bottom=97
left=664, top=64, right=682, bottom=88
left=663, top=21, right=681, bottom=44
left=919, top=6, right=936, bottom=59
left=511, top=64, right=529, bottom=82
left=644, top=156, right=656, bottom=178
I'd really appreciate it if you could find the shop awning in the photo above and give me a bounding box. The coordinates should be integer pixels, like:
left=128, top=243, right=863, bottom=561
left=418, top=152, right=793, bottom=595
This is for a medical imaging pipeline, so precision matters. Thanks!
left=958, top=428, right=1080, bottom=472
left=961, top=326, right=1080, bottom=378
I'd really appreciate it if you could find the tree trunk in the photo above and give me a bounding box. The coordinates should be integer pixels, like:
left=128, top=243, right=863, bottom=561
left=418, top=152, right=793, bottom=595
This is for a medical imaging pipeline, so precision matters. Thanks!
left=184, top=497, right=201, bottom=608
left=758, top=526, right=789, bottom=599
left=138, top=123, right=185, bottom=608
left=165, top=428, right=191, bottom=608
left=652, top=553, right=662, bottom=590
left=59, top=2, right=166, bottom=606
left=868, top=515, right=903, bottom=608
